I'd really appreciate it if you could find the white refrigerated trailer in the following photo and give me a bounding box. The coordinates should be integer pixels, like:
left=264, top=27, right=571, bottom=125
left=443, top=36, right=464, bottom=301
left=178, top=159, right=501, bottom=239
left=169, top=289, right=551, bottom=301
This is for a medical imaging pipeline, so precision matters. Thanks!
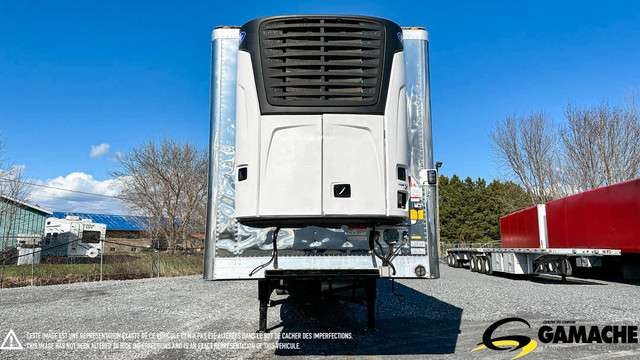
left=204, top=15, right=440, bottom=331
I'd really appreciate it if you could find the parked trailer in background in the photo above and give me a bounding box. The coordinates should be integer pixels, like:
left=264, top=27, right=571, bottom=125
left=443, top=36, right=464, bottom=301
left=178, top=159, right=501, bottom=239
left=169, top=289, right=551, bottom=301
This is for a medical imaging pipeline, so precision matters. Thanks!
left=42, top=216, right=105, bottom=259
left=545, top=178, right=640, bottom=278
left=544, top=178, right=640, bottom=252
left=447, top=202, right=622, bottom=280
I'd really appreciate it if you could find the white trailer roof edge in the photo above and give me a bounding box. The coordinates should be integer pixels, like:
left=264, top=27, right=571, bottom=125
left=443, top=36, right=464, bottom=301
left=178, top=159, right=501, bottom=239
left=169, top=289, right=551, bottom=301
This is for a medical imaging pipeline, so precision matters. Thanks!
left=212, top=27, right=240, bottom=41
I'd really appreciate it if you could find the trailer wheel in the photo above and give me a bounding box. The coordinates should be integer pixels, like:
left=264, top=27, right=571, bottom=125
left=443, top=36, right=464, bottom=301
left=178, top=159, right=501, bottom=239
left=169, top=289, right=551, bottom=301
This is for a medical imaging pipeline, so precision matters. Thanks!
left=452, top=254, right=460, bottom=268
left=484, top=257, right=492, bottom=275
left=477, top=257, right=485, bottom=273
left=447, top=253, right=453, bottom=267
left=470, top=255, right=478, bottom=272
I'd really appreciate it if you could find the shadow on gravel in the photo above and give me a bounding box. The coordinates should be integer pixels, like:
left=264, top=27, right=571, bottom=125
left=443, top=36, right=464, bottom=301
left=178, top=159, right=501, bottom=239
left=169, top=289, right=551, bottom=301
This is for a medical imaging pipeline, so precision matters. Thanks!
left=273, top=279, right=462, bottom=356
left=486, top=271, right=607, bottom=285
left=450, top=265, right=607, bottom=285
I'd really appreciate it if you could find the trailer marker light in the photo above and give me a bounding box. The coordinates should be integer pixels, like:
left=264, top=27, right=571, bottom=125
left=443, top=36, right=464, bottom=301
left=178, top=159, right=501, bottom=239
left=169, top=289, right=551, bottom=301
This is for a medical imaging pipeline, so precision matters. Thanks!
left=397, top=167, right=407, bottom=181
left=427, top=170, right=437, bottom=185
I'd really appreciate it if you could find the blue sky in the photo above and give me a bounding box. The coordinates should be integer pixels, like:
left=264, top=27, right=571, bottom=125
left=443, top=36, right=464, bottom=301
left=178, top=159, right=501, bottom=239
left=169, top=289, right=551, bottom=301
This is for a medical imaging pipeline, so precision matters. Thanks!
left=1, top=1, right=639, bottom=213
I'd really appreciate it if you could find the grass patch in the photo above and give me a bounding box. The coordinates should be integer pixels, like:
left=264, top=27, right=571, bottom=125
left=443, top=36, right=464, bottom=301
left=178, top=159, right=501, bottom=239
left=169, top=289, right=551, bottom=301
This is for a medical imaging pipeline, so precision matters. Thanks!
left=0, top=252, right=204, bottom=288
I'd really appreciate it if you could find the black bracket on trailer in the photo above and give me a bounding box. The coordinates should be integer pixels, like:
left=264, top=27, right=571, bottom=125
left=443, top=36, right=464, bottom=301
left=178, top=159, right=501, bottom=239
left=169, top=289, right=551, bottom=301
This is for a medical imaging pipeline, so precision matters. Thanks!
left=258, top=269, right=379, bottom=332
left=533, top=255, right=573, bottom=281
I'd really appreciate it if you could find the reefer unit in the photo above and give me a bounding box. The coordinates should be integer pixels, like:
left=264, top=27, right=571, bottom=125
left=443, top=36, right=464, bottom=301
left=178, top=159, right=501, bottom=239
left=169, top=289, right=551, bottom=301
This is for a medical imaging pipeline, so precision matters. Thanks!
left=234, top=16, right=409, bottom=228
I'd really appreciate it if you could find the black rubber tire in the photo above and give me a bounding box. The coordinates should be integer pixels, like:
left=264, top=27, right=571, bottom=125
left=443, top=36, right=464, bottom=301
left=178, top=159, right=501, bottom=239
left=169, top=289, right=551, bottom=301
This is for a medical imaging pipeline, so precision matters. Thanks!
left=470, top=255, right=478, bottom=272
left=484, top=257, right=492, bottom=275
left=478, top=257, right=485, bottom=273
left=453, top=254, right=460, bottom=268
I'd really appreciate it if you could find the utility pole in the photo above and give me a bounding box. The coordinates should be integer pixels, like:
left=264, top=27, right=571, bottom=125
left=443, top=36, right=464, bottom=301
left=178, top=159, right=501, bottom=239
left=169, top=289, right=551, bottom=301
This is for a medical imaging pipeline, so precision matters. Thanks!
left=100, top=238, right=104, bottom=281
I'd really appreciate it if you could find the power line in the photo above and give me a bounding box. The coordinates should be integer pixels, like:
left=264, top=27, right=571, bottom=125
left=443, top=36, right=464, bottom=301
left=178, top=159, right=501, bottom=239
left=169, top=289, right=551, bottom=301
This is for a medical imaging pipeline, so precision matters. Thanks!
left=0, top=178, right=124, bottom=200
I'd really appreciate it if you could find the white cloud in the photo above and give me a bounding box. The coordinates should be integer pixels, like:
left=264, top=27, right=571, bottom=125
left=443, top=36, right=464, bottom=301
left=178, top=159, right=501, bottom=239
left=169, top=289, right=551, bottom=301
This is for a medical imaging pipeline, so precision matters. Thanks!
left=90, top=143, right=111, bottom=158
left=30, top=172, right=124, bottom=214
left=111, top=151, right=124, bottom=162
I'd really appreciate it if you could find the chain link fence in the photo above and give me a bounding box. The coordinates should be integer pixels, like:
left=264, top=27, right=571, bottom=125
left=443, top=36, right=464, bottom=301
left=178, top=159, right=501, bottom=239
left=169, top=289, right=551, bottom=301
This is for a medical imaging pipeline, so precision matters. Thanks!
left=0, top=237, right=204, bottom=289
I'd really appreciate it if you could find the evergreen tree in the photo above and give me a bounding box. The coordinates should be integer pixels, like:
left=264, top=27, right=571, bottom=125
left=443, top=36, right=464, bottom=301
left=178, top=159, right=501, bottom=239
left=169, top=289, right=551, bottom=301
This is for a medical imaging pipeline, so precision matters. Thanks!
left=438, top=174, right=531, bottom=244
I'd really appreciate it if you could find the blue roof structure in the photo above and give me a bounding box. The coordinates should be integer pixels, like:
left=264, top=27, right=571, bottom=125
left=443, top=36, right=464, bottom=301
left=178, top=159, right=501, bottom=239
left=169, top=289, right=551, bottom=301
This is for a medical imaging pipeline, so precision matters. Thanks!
left=49, top=212, right=150, bottom=231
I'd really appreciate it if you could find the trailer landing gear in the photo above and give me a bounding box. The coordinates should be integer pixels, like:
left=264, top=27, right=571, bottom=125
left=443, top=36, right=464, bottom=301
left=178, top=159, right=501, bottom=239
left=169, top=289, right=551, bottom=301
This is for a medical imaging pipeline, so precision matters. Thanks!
left=257, top=270, right=379, bottom=333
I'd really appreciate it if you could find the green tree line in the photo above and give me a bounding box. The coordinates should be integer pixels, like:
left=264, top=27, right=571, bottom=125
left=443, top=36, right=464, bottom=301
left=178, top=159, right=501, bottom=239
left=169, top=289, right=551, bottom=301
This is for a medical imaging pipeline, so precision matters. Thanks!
left=438, top=174, right=532, bottom=244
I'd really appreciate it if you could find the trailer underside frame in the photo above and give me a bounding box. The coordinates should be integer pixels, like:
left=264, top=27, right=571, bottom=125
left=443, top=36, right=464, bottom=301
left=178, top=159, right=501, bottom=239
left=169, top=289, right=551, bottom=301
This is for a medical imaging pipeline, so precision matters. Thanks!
left=259, top=269, right=379, bottom=332
left=446, top=247, right=621, bottom=280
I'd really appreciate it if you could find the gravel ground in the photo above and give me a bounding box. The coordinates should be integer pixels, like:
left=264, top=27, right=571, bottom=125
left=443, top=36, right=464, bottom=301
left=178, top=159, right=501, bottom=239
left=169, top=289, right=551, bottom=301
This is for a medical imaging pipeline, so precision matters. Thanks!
left=0, top=263, right=639, bottom=359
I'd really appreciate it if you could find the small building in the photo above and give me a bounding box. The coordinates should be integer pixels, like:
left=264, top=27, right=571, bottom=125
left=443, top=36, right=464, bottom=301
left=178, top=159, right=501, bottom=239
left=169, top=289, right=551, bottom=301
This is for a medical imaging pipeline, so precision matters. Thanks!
left=0, top=195, right=52, bottom=250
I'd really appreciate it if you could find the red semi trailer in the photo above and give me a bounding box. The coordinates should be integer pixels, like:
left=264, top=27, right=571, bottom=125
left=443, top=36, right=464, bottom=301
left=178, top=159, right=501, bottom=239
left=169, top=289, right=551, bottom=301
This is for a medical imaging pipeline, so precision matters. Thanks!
left=545, top=178, right=640, bottom=252
left=445, top=180, right=640, bottom=279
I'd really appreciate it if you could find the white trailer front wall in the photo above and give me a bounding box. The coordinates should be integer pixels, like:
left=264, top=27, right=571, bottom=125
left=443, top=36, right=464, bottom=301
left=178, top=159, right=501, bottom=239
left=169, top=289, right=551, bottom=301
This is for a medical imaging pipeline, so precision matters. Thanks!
left=204, top=27, right=438, bottom=280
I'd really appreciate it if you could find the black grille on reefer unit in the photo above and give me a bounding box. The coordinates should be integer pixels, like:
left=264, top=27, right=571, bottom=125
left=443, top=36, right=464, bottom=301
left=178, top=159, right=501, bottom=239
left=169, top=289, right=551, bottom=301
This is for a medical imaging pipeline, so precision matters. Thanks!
left=239, top=15, right=404, bottom=115
left=260, top=17, right=383, bottom=106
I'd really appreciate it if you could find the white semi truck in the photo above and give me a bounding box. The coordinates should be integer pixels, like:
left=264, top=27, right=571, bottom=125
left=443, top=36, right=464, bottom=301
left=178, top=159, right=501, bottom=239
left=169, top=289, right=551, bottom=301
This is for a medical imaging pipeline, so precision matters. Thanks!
left=43, top=216, right=106, bottom=259
left=204, top=15, right=440, bottom=331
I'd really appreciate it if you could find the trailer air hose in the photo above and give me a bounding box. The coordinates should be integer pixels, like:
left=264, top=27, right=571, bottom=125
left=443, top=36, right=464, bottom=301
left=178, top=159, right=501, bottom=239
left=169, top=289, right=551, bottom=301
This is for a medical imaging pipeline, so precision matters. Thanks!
left=374, top=232, right=408, bottom=276
left=249, top=226, right=281, bottom=277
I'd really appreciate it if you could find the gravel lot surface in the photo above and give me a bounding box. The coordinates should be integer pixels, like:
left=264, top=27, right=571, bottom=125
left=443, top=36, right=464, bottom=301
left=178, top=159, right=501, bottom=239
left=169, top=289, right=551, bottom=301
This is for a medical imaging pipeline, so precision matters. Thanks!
left=1, top=263, right=639, bottom=359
